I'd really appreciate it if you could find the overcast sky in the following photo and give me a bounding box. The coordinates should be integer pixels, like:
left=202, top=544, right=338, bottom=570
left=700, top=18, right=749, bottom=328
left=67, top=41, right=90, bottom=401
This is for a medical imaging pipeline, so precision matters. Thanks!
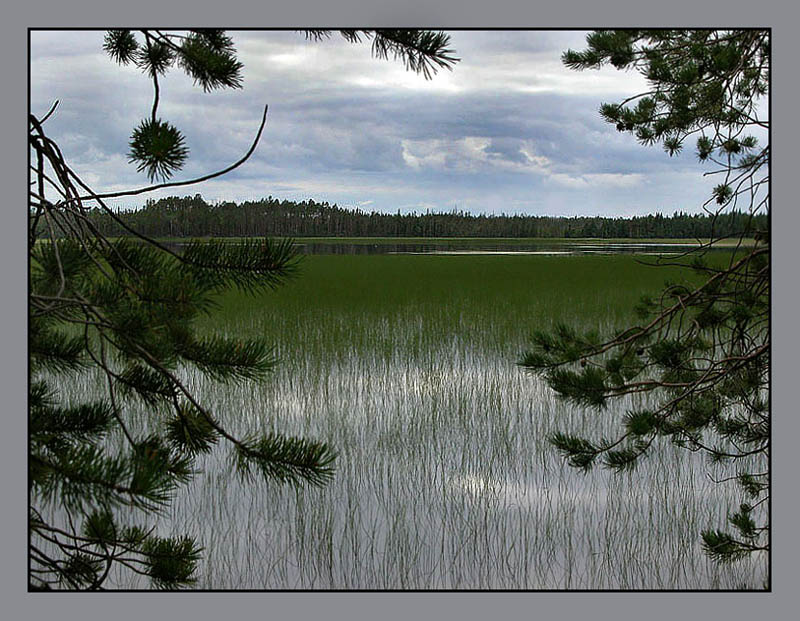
left=31, top=30, right=728, bottom=217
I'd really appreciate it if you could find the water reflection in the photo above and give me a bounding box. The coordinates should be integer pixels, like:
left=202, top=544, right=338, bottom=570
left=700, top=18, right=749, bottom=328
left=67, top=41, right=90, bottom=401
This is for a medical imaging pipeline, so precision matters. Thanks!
left=294, top=241, right=701, bottom=256
left=452, top=473, right=558, bottom=508
left=164, top=239, right=719, bottom=256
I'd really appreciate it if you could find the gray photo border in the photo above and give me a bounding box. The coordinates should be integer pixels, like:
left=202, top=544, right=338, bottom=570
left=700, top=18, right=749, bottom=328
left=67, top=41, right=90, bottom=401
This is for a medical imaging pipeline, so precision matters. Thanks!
left=3, top=0, right=795, bottom=618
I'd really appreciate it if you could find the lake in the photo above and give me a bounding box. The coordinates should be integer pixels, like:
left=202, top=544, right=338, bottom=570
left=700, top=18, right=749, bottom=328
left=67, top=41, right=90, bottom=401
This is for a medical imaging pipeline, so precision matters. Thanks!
left=46, top=245, right=768, bottom=589
left=162, top=236, right=742, bottom=257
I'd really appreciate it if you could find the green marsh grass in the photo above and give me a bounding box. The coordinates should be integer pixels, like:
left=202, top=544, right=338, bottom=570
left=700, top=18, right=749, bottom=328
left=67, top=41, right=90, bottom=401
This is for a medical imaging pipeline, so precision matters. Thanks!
left=45, top=251, right=767, bottom=589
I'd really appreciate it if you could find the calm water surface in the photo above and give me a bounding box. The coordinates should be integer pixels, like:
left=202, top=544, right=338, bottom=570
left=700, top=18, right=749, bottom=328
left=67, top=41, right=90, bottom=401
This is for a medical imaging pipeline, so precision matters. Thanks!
left=167, top=239, right=721, bottom=256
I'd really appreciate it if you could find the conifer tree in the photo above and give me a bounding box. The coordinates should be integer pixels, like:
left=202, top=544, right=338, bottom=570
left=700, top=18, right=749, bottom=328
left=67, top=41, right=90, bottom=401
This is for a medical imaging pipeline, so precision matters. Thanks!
left=29, top=29, right=458, bottom=590
left=520, top=30, right=769, bottom=569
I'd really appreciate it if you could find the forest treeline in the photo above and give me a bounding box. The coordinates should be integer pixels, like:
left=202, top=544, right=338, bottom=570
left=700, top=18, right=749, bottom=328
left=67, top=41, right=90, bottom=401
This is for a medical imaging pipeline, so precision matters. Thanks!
left=71, top=194, right=766, bottom=239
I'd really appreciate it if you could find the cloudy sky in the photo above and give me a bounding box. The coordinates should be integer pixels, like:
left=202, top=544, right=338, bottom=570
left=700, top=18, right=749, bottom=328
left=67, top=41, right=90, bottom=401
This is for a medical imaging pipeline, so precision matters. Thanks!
left=31, top=30, right=724, bottom=216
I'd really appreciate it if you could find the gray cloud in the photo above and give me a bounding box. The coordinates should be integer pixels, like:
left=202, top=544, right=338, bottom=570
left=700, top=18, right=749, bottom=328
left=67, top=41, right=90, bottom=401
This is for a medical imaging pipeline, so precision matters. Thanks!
left=31, top=29, right=720, bottom=217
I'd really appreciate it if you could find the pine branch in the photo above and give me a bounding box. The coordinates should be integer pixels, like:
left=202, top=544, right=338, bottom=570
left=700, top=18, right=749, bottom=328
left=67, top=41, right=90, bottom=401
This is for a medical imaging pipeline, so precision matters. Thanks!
left=115, top=364, right=178, bottom=406
left=29, top=322, right=86, bottom=374
left=303, top=29, right=459, bottom=79
left=180, top=237, right=301, bottom=294
left=177, top=32, right=244, bottom=92
left=233, top=433, right=336, bottom=488
left=371, top=30, right=460, bottom=79
left=165, top=403, right=220, bottom=456
left=177, top=334, right=277, bottom=382
left=30, top=399, right=115, bottom=447
left=547, top=366, right=608, bottom=408
left=141, top=535, right=203, bottom=589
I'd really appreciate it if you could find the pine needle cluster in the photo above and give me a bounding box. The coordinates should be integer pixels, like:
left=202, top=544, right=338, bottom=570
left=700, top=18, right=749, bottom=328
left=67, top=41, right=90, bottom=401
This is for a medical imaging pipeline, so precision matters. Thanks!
left=103, top=29, right=246, bottom=182
left=305, top=29, right=459, bottom=80
left=522, top=29, right=770, bottom=570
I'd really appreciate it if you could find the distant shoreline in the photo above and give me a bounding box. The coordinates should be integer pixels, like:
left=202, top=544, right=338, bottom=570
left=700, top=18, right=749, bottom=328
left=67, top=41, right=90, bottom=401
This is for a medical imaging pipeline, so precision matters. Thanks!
left=146, top=236, right=756, bottom=248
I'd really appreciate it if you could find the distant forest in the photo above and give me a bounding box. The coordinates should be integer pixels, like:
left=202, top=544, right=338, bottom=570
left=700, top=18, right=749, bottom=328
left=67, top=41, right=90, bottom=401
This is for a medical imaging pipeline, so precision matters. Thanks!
left=74, top=194, right=766, bottom=240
